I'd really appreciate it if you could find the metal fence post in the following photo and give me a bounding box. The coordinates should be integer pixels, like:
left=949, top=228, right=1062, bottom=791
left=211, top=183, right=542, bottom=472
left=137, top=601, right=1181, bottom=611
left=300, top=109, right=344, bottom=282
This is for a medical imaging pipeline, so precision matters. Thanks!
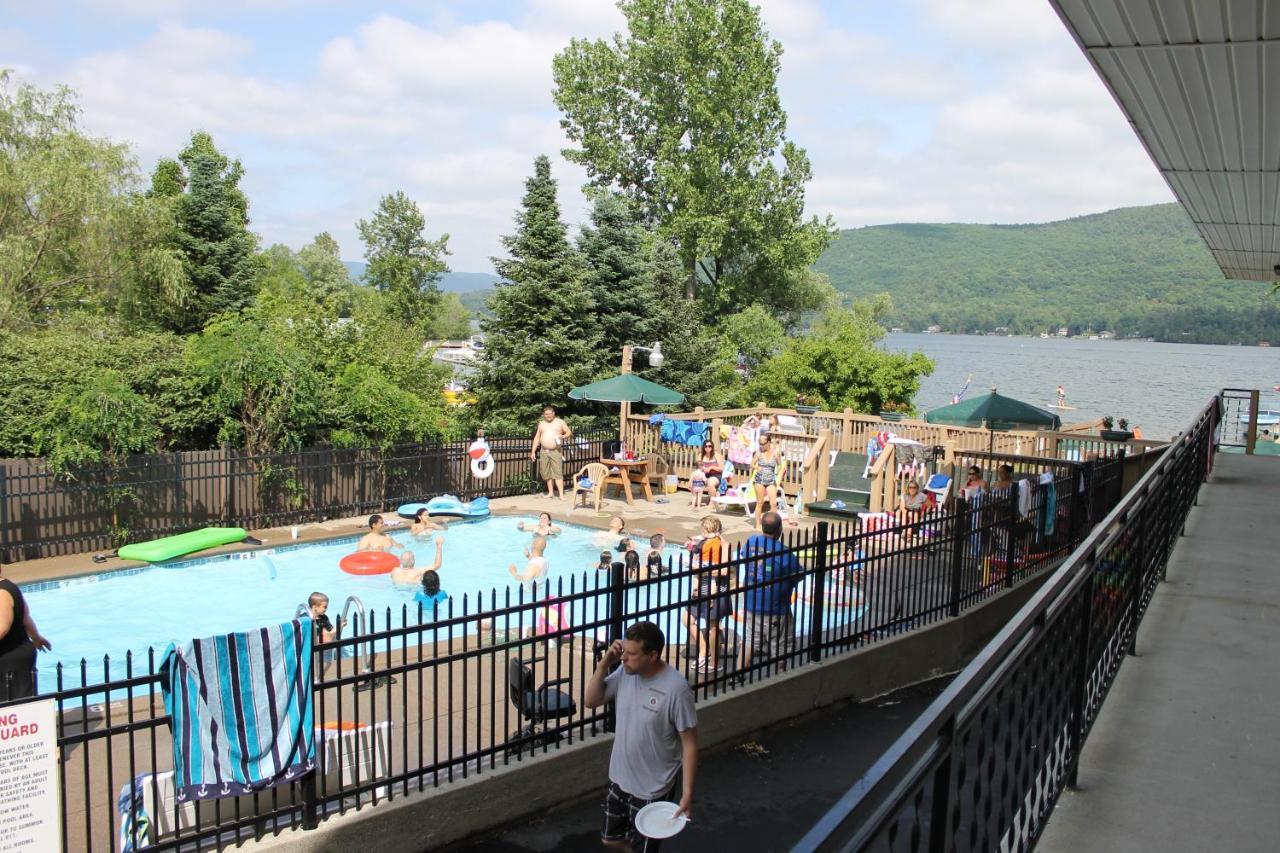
left=808, top=522, right=829, bottom=664
left=300, top=767, right=319, bottom=830
left=609, top=558, right=627, bottom=643
left=0, top=465, right=9, bottom=565
left=948, top=498, right=968, bottom=617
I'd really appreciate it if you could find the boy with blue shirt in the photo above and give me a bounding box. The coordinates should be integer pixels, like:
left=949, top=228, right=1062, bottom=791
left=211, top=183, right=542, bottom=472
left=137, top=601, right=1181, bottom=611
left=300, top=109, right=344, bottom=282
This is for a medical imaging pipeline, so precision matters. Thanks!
left=736, top=511, right=805, bottom=675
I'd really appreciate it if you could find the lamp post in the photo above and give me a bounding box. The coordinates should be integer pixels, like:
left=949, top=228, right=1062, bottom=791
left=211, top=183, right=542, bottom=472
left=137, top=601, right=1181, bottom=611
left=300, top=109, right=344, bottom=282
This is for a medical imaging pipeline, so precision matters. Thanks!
left=619, top=342, right=664, bottom=439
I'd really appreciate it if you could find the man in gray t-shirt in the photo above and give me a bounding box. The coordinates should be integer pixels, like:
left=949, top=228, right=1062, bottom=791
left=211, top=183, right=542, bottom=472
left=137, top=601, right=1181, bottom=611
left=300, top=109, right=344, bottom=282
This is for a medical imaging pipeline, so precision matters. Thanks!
left=586, top=621, right=698, bottom=851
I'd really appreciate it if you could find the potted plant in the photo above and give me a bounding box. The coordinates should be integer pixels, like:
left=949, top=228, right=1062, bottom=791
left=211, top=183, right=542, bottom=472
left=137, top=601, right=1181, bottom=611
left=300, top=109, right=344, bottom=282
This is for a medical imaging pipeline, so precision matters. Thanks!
left=879, top=401, right=907, bottom=422
left=795, top=394, right=820, bottom=415
left=1100, top=416, right=1133, bottom=442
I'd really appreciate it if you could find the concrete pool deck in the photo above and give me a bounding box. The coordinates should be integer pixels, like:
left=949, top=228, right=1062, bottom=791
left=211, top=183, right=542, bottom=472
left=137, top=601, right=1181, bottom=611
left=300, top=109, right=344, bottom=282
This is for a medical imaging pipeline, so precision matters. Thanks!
left=0, top=488, right=818, bottom=586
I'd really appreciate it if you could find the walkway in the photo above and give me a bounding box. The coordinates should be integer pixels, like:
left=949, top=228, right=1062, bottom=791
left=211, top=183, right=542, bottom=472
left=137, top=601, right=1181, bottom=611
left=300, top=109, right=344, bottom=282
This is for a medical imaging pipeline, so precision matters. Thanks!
left=1039, top=452, right=1280, bottom=852
left=445, top=679, right=948, bottom=852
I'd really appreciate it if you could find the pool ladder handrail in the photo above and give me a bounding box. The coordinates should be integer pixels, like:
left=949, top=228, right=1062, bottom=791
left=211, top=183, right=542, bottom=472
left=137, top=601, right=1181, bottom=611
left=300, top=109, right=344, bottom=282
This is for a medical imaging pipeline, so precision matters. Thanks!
left=338, top=595, right=377, bottom=673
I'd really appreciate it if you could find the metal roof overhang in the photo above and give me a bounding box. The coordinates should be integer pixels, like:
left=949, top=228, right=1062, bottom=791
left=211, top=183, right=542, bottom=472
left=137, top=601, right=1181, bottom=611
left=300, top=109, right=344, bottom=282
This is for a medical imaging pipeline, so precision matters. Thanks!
left=1050, top=0, right=1280, bottom=281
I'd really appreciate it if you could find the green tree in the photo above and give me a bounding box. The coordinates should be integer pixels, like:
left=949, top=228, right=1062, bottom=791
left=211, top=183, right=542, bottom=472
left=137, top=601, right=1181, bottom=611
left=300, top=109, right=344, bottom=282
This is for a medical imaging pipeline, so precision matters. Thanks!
left=0, top=72, right=184, bottom=329
left=154, top=131, right=260, bottom=329
left=552, top=0, right=835, bottom=313
left=297, top=232, right=354, bottom=307
left=640, top=237, right=741, bottom=408
left=719, top=304, right=786, bottom=376
left=577, top=193, right=660, bottom=375
left=357, top=191, right=449, bottom=331
left=179, top=311, right=328, bottom=455
left=473, top=155, right=598, bottom=433
left=0, top=318, right=184, bottom=456
left=424, top=291, right=472, bottom=340
left=745, top=299, right=934, bottom=413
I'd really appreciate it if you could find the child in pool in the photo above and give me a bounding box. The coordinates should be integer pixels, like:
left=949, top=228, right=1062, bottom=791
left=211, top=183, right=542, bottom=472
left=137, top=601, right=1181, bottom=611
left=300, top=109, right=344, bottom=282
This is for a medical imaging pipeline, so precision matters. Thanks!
left=509, top=535, right=549, bottom=582
left=645, top=533, right=666, bottom=577
left=596, top=550, right=613, bottom=572
left=414, top=570, right=449, bottom=614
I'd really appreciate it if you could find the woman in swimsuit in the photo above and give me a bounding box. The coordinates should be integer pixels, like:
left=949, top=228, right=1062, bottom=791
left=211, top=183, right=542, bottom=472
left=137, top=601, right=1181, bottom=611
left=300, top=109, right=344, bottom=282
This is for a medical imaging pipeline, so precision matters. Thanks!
left=411, top=508, right=447, bottom=536
left=751, top=435, right=783, bottom=530
left=692, top=441, right=724, bottom=508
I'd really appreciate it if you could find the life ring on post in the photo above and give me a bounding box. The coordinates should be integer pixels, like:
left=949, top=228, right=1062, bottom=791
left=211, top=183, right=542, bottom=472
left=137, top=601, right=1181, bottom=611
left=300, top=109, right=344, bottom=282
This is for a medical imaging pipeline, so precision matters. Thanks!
left=468, top=437, right=495, bottom=479
left=339, top=551, right=398, bottom=575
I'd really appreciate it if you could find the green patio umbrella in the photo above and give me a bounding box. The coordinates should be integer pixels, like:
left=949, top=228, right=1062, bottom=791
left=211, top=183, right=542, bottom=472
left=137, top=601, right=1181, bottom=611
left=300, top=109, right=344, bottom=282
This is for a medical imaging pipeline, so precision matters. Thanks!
left=568, top=373, right=685, bottom=405
left=925, top=389, right=1061, bottom=430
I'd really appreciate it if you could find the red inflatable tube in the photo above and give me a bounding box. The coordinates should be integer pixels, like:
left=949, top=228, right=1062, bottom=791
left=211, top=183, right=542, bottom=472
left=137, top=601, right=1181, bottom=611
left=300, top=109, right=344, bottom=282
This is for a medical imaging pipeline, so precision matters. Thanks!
left=339, top=551, right=399, bottom=575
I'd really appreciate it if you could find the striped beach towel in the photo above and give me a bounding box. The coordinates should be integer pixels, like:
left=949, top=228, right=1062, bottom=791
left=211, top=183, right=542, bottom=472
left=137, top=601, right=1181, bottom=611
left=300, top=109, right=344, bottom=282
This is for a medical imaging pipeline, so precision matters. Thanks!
left=161, top=618, right=316, bottom=802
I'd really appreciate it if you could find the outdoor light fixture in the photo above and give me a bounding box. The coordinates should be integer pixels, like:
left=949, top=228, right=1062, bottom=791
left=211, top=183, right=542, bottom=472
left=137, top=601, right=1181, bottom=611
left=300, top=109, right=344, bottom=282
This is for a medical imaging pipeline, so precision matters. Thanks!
left=626, top=342, right=664, bottom=368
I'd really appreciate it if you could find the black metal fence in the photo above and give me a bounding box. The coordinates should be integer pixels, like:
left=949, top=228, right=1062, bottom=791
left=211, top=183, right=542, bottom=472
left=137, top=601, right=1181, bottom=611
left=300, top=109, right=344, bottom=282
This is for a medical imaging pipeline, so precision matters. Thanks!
left=793, top=393, right=1219, bottom=852
left=0, top=432, right=613, bottom=562
left=0, top=453, right=1133, bottom=852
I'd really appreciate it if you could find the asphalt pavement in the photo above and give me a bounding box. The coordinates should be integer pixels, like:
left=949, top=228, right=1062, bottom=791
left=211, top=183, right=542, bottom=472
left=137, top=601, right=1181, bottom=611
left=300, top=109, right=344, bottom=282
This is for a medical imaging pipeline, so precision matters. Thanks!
left=443, top=677, right=948, bottom=853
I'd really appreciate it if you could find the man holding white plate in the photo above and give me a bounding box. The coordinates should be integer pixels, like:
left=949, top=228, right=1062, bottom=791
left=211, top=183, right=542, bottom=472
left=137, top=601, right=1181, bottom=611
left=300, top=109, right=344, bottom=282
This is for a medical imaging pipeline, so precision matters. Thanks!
left=586, top=621, right=698, bottom=850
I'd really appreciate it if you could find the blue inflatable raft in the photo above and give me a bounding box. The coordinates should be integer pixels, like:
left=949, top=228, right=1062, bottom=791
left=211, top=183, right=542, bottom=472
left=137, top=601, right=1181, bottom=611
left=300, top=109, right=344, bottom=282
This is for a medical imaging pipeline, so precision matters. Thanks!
left=397, top=495, right=490, bottom=520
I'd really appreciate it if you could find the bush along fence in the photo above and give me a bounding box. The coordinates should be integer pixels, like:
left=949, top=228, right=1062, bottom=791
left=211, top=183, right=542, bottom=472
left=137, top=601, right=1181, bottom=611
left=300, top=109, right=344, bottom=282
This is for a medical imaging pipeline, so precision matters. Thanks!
left=0, top=455, right=1131, bottom=853
left=793, top=392, right=1220, bottom=852
left=0, top=432, right=615, bottom=562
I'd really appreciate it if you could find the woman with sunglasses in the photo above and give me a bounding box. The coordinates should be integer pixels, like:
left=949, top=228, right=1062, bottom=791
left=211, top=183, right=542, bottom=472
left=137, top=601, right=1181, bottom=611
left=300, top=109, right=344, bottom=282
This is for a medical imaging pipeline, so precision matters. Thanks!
left=895, top=479, right=933, bottom=538
left=963, top=465, right=987, bottom=499
left=691, top=441, right=724, bottom=508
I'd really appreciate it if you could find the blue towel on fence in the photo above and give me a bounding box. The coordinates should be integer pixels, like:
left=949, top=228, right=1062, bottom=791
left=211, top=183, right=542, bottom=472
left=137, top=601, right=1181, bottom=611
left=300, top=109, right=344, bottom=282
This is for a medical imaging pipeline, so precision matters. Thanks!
left=660, top=420, right=677, bottom=443
left=161, top=618, right=316, bottom=802
left=684, top=421, right=710, bottom=447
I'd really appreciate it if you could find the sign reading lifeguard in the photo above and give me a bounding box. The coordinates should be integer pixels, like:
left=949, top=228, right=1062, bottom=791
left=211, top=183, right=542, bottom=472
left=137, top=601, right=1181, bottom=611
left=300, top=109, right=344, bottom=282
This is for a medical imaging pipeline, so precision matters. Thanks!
left=0, top=698, right=61, bottom=851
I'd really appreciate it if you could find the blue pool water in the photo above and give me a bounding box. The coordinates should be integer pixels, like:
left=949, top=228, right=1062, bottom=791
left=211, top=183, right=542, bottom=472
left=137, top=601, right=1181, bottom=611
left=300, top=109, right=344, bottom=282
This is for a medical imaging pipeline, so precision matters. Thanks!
left=24, top=516, right=645, bottom=693
left=25, top=515, right=861, bottom=697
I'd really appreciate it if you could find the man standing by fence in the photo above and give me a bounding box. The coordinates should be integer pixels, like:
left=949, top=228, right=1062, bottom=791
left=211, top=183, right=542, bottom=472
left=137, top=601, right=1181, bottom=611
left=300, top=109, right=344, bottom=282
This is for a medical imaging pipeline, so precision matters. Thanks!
left=586, top=621, right=697, bottom=851
left=531, top=406, right=572, bottom=500
left=736, top=511, right=805, bottom=678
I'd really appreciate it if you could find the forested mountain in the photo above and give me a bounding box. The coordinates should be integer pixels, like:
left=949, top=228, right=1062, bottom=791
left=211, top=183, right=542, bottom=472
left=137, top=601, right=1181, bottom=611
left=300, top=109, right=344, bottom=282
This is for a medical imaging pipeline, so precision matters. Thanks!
left=342, top=261, right=499, bottom=294
left=814, top=204, right=1279, bottom=344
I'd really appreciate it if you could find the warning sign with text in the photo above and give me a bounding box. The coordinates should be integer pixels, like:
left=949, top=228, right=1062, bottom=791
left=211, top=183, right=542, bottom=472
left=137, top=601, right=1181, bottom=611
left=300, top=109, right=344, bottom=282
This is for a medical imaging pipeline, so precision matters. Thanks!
left=0, top=698, right=60, bottom=852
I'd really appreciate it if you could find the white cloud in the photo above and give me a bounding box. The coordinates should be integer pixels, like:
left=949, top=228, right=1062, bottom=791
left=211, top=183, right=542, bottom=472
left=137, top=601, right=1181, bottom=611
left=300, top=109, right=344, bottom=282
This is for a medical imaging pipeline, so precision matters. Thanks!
left=13, top=1, right=1174, bottom=271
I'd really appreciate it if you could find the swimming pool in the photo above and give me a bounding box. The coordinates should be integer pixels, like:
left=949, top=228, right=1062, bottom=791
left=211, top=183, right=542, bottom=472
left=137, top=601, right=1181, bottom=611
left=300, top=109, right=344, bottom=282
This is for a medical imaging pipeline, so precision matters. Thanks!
left=24, top=515, right=861, bottom=696
left=23, top=516, right=649, bottom=692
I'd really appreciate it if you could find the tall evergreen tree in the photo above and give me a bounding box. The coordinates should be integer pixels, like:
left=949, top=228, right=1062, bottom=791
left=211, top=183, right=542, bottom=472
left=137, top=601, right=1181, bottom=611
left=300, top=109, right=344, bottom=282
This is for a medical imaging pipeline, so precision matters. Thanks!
left=356, top=191, right=449, bottom=332
left=473, top=155, right=598, bottom=433
left=152, top=131, right=260, bottom=330
left=577, top=193, right=659, bottom=376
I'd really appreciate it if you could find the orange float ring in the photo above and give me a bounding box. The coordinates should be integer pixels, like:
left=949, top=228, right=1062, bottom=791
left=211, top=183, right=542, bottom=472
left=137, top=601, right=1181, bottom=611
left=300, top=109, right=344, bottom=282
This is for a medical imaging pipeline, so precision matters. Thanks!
left=339, top=551, right=398, bottom=575
left=319, top=720, right=370, bottom=731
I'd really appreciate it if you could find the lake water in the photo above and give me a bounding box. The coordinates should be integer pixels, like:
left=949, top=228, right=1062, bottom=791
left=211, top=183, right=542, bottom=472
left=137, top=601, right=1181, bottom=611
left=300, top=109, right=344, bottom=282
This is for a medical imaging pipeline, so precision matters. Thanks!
left=882, top=333, right=1280, bottom=440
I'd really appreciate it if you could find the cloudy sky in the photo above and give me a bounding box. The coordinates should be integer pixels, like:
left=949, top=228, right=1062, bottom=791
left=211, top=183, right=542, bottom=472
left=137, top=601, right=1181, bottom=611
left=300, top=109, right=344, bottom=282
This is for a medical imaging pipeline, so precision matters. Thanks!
left=1, top=0, right=1174, bottom=272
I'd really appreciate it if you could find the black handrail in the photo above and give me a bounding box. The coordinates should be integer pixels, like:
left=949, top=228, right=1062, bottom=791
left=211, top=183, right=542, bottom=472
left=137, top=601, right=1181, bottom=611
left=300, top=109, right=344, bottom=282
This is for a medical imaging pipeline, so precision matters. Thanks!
left=793, top=394, right=1220, bottom=852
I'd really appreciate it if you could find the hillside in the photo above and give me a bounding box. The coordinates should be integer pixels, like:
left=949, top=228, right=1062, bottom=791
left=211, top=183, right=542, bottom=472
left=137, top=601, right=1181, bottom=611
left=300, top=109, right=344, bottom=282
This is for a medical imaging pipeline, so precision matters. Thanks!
left=813, top=204, right=1279, bottom=344
left=341, top=262, right=499, bottom=294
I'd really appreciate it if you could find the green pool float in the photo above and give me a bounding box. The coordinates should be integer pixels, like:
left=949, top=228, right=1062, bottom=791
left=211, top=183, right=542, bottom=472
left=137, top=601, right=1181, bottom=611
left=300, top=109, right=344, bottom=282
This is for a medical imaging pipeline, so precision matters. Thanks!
left=117, top=527, right=250, bottom=563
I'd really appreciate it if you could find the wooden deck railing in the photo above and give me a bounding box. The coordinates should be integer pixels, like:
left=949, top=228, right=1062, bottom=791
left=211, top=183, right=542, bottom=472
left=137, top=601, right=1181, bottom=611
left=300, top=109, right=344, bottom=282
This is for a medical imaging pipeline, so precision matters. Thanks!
left=619, top=405, right=1169, bottom=514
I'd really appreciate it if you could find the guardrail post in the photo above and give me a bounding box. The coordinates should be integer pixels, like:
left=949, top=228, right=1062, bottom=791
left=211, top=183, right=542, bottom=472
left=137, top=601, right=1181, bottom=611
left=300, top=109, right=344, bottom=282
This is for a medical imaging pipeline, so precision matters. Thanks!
left=1004, top=491, right=1018, bottom=589
left=928, top=719, right=958, bottom=852
left=1067, top=558, right=1096, bottom=789
left=948, top=498, right=968, bottom=617
left=808, top=522, right=829, bottom=663
left=1127, top=503, right=1147, bottom=656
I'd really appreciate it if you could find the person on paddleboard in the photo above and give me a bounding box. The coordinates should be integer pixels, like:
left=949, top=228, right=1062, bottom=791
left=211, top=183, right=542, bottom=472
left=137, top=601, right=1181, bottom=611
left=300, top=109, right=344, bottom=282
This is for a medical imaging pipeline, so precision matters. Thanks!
left=1056, top=385, right=1067, bottom=407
